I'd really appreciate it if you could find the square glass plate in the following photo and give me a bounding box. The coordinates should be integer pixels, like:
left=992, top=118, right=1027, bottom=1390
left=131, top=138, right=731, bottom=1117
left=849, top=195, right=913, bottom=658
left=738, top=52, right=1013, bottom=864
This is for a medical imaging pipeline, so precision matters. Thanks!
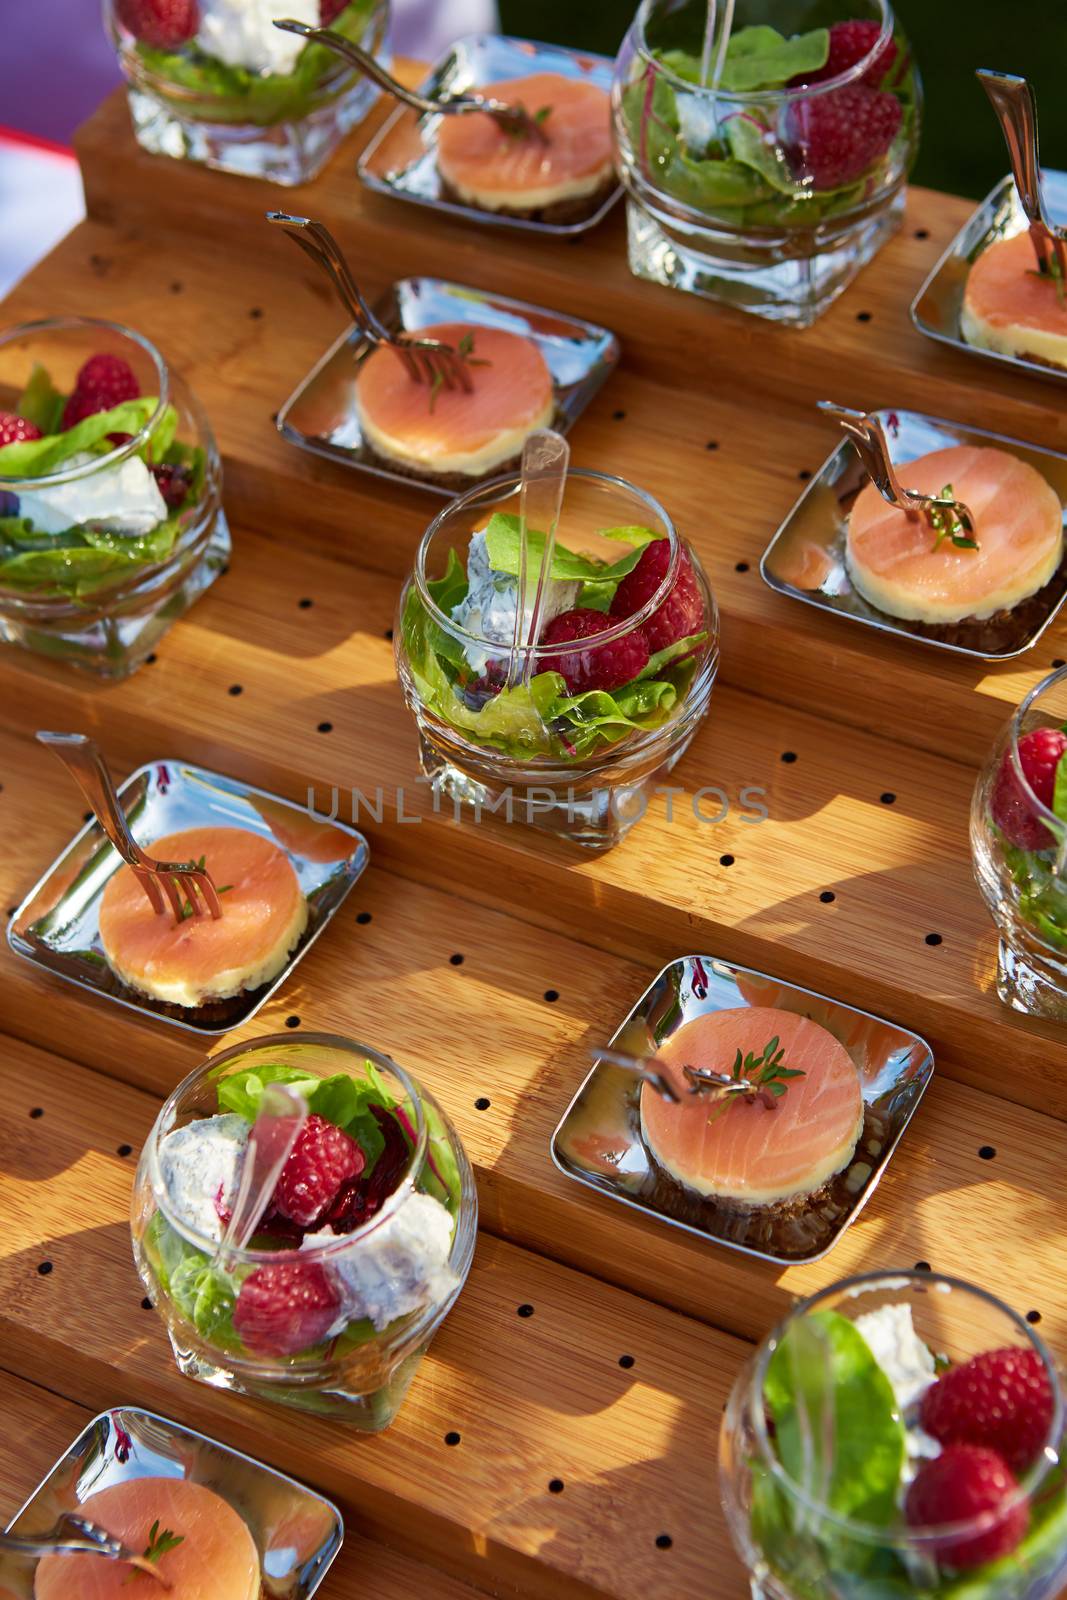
left=760, top=406, right=1067, bottom=660
left=551, top=955, right=934, bottom=1266
left=8, top=759, right=368, bottom=1035
left=276, top=275, right=619, bottom=497
left=0, top=1405, right=342, bottom=1598
left=911, top=169, right=1067, bottom=387
left=357, top=33, right=620, bottom=236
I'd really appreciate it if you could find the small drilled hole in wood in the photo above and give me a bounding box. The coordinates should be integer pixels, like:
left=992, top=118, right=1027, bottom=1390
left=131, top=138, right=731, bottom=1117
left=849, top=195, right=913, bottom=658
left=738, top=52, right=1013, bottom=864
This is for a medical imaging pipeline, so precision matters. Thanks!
left=544, top=989, right=559, bottom=1003
left=228, top=684, right=243, bottom=696
left=856, top=311, right=872, bottom=323
left=1027, top=1310, right=1042, bottom=1324
left=618, top=1354, right=635, bottom=1369
left=7, top=907, right=16, bottom=918
left=819, top=891, right=835, bottom=903
left=84, top=812, right=93, bottom=823
left=925, top=933, right=942, bottom=946
left=706, top=440, right=719, bottom=451
left=914, top=228, right=929, bottom=240
left=298, top=598, right=313, bottom=609
left=612, top=409, right=626, bottom=421
left=548, top=1479, right=564, bottom=1494
left=914, top=1260, right=931, bottom=1272
left=1054, top=659, right=1066, bottom=669
left=798, top=469, right=812, bottom=481
left=450, top=953, right=464, bottom=966
left=385, top=628, right=394, bottom=641
left=249, top=307, right=264, bottom=319
left=285, top=1015, right=301, bottom=1029
left=317, top=721, right=333, bottom=734
left=978, top=1145, right=996, bottom=1160
left=781, top=751, right=797, bottom=764
left=145, top=652, right=157, bottom=664
left=141, top=1296, right=153, bottom=1310
left=117, top=1144, right=132, bottom=1158
left=655, top=1535, right=673, bottom=1550
left=880, top=792, right=896, bottom=805
left=517, top=1303, right=534, bottom=1318
left=357, top=911, right=372, bottom=925
left=29, top=1107, right=43, bottom=1119
left=170, top=281, right=183, bottom=293
left=475, top=1097, right=491, bottom=1111
left=37, top=1261, right=53, bottom=1276
left=720, top=854, right=734, bottom=867
left=444, top=1431, right=461, bottom=1446
left=735, top=561, right=749, bottom=573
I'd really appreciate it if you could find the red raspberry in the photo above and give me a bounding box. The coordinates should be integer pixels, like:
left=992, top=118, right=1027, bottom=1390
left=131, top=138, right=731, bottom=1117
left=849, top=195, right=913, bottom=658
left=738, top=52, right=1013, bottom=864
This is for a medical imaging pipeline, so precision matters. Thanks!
left=905, top=1445, right=1027, bottom=1571
left=61, top=353, right=141, bottom=430
left=610, top=538, right=705, bottom=654
left=782, top=84, right=902, bottom=191
left=921, top=1347, right=1054, bottom=1476
left=991, top=727, right=1066, bottom=852
left=151, top=462, right=194, bottom=509
left=320, top=0, right=349, bottom=22
left=115, top=0, right=198, bottom=48
left=233, top=1259, right=340, bottom=1357
left=0, top=412, right=43, bottom=447
left=272, top=1113, right=366, bottom=1228
left=538, top=607, right=650, bottom=695
left=791, top=19, right=899, bottom=89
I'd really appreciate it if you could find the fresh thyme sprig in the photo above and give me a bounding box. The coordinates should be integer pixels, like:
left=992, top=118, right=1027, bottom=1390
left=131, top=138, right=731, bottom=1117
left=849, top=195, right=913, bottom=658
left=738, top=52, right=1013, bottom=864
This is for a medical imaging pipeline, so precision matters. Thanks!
left=427, top=331, right=493, bottom=414
left=173, top=855, right=232, bottom=921
left=704, top=1036, right=806, bottom=1123
left=926, top=483, right=979, bottom=552
left=499, top=102, right=553, bottom=139
left=123, top=1520, right=184, bottom=1583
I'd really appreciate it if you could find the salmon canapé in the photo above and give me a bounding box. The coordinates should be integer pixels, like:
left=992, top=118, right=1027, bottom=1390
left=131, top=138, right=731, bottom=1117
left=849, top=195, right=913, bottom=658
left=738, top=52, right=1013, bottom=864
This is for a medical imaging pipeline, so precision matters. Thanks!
left=356, top=321, right=554, bottom=477
left=846, top=444, right=1063, bottom=624
left=640, top=1007, right=864, bottom=1207
left=436, top=71, right=613, bottom=214
left=962, top=230, right=1067, bottom=370
left=34, top=1477, right=260, bottom=1600
left=98, top=825, right=307, bottom=1009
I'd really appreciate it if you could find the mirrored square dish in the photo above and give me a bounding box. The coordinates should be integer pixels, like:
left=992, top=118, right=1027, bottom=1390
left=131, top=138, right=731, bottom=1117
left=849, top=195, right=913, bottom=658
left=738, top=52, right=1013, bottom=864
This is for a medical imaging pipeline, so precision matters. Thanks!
left=276, top=275, right=619, bottom=497
left=8, top=760, right=368, bottom=1035
left=357, top=33, right=620, bottom=235
left=911, top=170, right=1067, bottom=386
left=551, top=955, right=933, bottom=1266
left=760, top=406, right=1067, bottom=660
left=0, top=1405, right=342, bottom=1598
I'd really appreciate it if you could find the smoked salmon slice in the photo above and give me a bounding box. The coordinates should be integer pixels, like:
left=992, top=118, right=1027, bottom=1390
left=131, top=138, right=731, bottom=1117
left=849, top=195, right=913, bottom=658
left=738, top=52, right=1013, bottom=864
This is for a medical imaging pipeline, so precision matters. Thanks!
left=846, top=444, right=1063, bottom=623
left=357, top=321, right=553, bottom=475
left=639, top=1007, right=864, bottom=1206
left=963, top=231, right=1067, bottom=366
left=436, top=72, right=613, bottom=212
left=98, top=825, right=307, bottom=1008
left=34, top=1477, right=260, bottom=1599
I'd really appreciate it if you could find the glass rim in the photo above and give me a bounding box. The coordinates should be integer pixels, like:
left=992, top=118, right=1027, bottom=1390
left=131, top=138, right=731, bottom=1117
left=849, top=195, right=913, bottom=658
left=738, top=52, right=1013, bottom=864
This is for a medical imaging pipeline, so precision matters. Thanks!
left=1006, top=663, right=1067, bottom=832
left=749, top=1268, right=1064, bottom=1543
left=412, top=465, right=684, bottom=658
left=632, top=0, right=895, bottom=104
left=0, top=315, right=171, bottom=488
left=145, top=1032, right=429, bottom=1263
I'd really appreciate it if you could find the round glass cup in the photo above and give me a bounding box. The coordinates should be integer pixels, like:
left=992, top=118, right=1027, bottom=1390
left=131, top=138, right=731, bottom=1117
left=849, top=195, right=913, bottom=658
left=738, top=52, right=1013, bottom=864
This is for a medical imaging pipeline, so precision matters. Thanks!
left=104, top=0, right=390, bottom=186
left=0, top=316, right=228, bottom=678
left=971, top=665, right=1067, bottom=1020
left=612, top=0, right=921, bottom=325
left=133, top=1034, right=477, bottom=1429
left=394, top=467, right=719, bottom=851
left=721, top=1270, right=1067, bottom=1599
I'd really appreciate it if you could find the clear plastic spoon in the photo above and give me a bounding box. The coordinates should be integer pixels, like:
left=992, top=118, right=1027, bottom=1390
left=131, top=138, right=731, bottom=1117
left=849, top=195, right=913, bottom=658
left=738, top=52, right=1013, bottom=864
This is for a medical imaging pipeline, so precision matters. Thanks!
left=510, top=428, right=570, bottom=692
left=213, top=1081, right=307, bottom=1268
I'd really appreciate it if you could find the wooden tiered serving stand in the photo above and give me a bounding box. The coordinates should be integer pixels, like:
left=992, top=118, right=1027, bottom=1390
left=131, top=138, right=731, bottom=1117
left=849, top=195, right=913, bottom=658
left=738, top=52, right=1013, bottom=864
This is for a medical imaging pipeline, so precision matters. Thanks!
left=2, top=66, right=1067, bottom=1600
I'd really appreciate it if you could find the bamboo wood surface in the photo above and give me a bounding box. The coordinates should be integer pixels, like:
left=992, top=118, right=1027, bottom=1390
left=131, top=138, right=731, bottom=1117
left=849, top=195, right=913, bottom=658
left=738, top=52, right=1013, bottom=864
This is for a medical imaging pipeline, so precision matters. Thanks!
left=0, top=1370, right=491, bottom=1600
left=0, top=1033, right=749, bottom=1600
left=1, top=721, right=1066, bottom=1357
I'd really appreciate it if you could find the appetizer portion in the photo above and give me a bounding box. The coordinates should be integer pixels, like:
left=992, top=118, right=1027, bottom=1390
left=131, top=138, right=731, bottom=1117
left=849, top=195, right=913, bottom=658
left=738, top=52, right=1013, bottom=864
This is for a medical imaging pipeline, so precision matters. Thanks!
left=356, top=322, right=554, bottom=480
left=640, top=1007, right=864, bottom=1207
left=0, top=353, right=204, bottom=603
left=98, top=826, right=307, bottom=1009
left=962, top=230, right=1067, bottom=372
left=738, top=1289, right=1067, bottom=1597
left=979, top=717, right=1067, bottom=965
left=846, top=444, right=1063, bottom=625
left=436, top=70, right=613, bottom=223
left=33, top=1477, right=259, bottom=1599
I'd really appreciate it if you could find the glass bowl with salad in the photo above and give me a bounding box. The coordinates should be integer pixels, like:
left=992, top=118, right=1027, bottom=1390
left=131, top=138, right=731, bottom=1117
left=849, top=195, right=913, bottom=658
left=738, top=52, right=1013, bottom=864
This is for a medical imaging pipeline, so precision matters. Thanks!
left=612, top=0, right=921, bottom=325
left=105, top=0, right=390, bottom=186
left=133, top=1033, right=477, bottom=1429
left=395, top=467, right=718, bottom=851
left=721, top=1269, right=1067, bottom=1600
left=0, top=316, right=228, bottom=678
left=971, top=664, right=1067, bottom=1021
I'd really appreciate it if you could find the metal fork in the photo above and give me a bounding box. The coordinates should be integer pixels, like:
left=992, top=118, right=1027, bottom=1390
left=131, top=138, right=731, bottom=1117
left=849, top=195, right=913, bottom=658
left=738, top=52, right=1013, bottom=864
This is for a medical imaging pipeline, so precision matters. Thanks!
left=0, top=1512, right=166, bottom=1585
left=37, top=731, right=223, bottom=925
left=978, top=69, right=1067, bottom=286
left=591, top=1044, right=757, bottom=1105
left=818, top=403, right=976, bottom=541
left=266, top=211, right=472, bottom=393
left=273, top=19, right=550, bottom=145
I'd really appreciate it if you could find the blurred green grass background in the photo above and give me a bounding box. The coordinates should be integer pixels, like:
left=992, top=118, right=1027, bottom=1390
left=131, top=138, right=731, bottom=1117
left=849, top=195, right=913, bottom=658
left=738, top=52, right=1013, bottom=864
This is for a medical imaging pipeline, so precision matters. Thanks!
left=500, top=0, right=1067, bottom=199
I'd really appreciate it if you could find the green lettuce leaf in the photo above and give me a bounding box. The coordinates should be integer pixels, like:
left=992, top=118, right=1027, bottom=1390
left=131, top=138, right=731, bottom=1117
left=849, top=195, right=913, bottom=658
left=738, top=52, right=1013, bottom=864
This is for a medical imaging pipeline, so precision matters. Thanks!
left=1053, top=751, right=1067, bottom=824
left=0, top=398, right=167, bottom=476
left=16, top=364, right=65, bottom=435
left=482, top=513, right=657, bottom=586
left=640, top=631, right=709, bottom=679
left=719, top=26, right=830, bottom=92
left=0, top=515, right=181, bottom=598
left=217, top=1063, right=395, bottom=1171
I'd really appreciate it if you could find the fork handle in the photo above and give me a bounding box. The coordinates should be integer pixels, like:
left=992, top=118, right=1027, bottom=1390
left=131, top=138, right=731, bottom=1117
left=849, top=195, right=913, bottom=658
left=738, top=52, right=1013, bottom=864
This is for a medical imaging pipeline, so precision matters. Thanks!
left=266, top=212, right=386, bottom=346
left=36, top=732, right=154, bottom=873
left=274, top=20, right=451, bottom=116
left=977, top=70, right=1048, bottom=231
left=817, top=403, right=919, bottom=519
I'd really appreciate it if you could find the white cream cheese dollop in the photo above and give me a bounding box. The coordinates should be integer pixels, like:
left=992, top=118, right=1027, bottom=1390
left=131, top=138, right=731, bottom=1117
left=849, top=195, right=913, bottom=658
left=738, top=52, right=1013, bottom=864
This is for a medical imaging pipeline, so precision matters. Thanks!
left=304, top=1191, right=458, bottom=1333
left=450, top=528, right=579, bottom=673
left=17, top=451, right=167, bottom=537
left=195, top=0, right=318, bottom=75
left=855, top=1302, right=941, bottom=1480
left=158, top=1113, right=250, bottom=1244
